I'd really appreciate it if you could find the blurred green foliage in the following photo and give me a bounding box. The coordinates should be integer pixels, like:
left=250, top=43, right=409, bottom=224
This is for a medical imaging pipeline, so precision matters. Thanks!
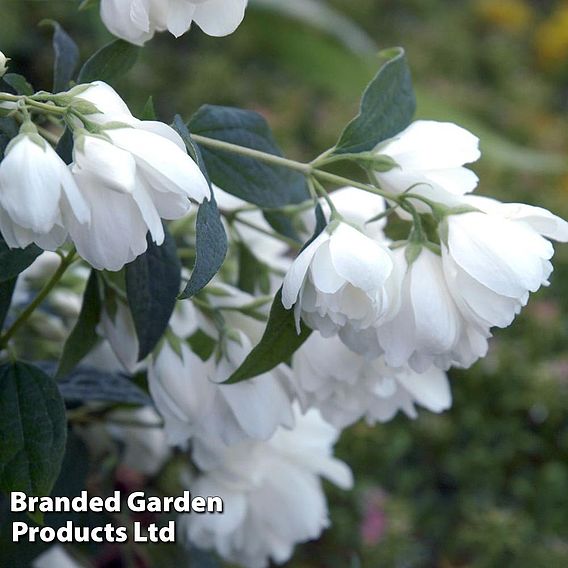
left=2, top=0, right=568, bottom=566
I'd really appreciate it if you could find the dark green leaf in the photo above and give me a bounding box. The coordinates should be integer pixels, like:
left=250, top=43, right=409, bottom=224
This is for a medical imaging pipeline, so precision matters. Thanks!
left=263, top=210, right=301, bottom=243
left=56, top=271, right=102, bottom=378
left=189, top=105, right=309, bottom=208
left=0, top=235, right=42, bottom=283
left=172, top=117, right=228, bottom=298
left=334, top=47, right=415, bottom=154
left=0, top=432, right=90, bottom=565
left=126, top=227, right=181, bottom=360
left=237, top=242, right=264, bottom=295
left=187, top=330, right=217, bottom=362
left=0, top=117, right=18, bottom=157
left=182, top=196, right=227, bottom=299
left=56, top=367, right=151, bottom=405
left=0, top=362, right=67, bottom=497
left=77, top=40, right=140, bottom=84
left=0, top=278, right=16, bottom=331
left=55, top=127, right=74, bottom=164
left=42, top=20, right=79, bottom=92
left=224, top=289, right=312, bottom=384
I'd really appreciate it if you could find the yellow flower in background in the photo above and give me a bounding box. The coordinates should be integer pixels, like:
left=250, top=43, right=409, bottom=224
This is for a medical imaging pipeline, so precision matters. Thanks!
left=474, top=0, right=533, bottom=33
left=535, top=3, right=568, bottom=70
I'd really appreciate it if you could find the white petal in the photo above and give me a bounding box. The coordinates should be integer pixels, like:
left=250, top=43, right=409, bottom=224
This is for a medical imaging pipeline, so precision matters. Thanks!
left=282, top=232, right=329, bottom=309
left=329, top=223, right=393, bottom=293
left=166, top=0, right=197, bottom=37
left=448, top=212, right=553, bottom=298
left=378, top=120, right=480, bottom=170
left=73, top=134, right=137, bottom=194
left=396, top=366, right=452, bottom=413
left=193, top=0, right=248, bottom=36
left=107, top=127, right=210, bottom=202
left=69, top=172, right=149, bottom=271
left=100, top=0, right=154, bottom=45
left=0, top=138, right=63, bottom=233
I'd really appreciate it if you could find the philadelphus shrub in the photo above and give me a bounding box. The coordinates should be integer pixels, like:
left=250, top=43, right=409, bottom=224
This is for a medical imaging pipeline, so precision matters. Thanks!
left=1, top=6, right=568, bottom=568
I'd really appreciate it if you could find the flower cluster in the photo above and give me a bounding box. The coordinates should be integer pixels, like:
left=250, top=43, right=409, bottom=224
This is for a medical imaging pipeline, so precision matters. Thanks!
left=280, top=121, right=568, bottom=431
left=0, top=81, right=209, bottom=270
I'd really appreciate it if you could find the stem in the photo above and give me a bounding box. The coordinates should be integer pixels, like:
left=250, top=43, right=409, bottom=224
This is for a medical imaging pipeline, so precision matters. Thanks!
left=191, top=134, right=313, bottom=175
left=313, top=169, right=400, bottom=203
left=0, top=248, right=76, bottom=348
left=310, top=177, right=340, bottom=220
left=192, top=133, right=402, bottom=205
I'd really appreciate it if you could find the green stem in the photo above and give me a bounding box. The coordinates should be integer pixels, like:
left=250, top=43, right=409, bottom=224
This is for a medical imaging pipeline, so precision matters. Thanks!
left=192, top=134, right=402, bottom=205
left=0, top=248, right=77, bottom=349
left=191, top=134, right=313, bottom=175
left=309, top=176, right=340, bottom=220
left=312, top=169, right=400, bottom=203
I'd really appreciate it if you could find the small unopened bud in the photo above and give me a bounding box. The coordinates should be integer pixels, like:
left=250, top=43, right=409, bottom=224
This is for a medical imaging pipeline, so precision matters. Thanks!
left=0, top=51, right=9, bottom=78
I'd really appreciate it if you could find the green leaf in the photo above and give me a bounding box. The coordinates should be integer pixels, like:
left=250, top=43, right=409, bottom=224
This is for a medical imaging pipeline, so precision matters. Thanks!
left=42, top=20, right=79, bottom=92
left=0, top=278, right=16, bottom=331
left=77, top=40, right=140, bottom=84
left=237, top=242, right=265, bottom=295
left=188, top=105, right=309, bottom=208
left=56, top=367, right=151, bottom=405
left=2, top=73, right=34, bottom=96
left=0, top=362, right=67, bottom=497
left=126, top=227, right=181, bottom=360
left=0, top=235, right=42, bottom=283
left=56, top=271, right=102, bottom=378
left=55, top=127, right=74, bottom=164
left=172, top=116, right=228, bottom=298
left=182, top=196, right=228, bottom=299
left=333, top=47, right=415, bottom=155
left=263, top=210, right=301, bottom=243
left=0, top=117, right=18, bottom=157
left=141, top=96, right=157, bottom=120
left=224, top=289, right=312, bottom=384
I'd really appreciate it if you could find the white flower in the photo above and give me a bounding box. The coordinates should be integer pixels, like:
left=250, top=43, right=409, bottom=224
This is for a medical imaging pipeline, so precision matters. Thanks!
left=181, top=406, right=352, bottom=568
left=0, top=125, right=90, bottom=250
left=100, top=0, right=248, bottom=46
left=442, top=196, right=568, bottom=334
left=373, top=120, right=480, bottom=201
left=292, top=333, right=452, bottom=428
left=65, top=82, right=210, bottom=270
left=148, top=332, right=295, bottom=447
left=377, top=247, right=489, bottom=371
left=282, top=221, right=399, bottom=337
left=0, top=51, right=8, bottom=78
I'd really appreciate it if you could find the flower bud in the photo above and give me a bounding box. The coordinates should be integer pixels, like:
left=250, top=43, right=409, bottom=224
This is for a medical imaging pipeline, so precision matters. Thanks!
left=0, top=51, right=8, bottom=78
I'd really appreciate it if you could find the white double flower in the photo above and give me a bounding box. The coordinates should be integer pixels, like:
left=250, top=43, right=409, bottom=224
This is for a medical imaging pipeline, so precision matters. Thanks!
left=0, top=123, right=90, bottom=250
left=100, top=0, right=248, bottom=45
left=282, top=221, right=400, bottom=337
left=0, top=81, right=210, bottom=271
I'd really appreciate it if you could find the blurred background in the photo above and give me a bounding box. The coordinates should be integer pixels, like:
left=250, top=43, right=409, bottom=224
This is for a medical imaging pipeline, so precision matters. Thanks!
left=2, top=0, right=568, bottom=566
